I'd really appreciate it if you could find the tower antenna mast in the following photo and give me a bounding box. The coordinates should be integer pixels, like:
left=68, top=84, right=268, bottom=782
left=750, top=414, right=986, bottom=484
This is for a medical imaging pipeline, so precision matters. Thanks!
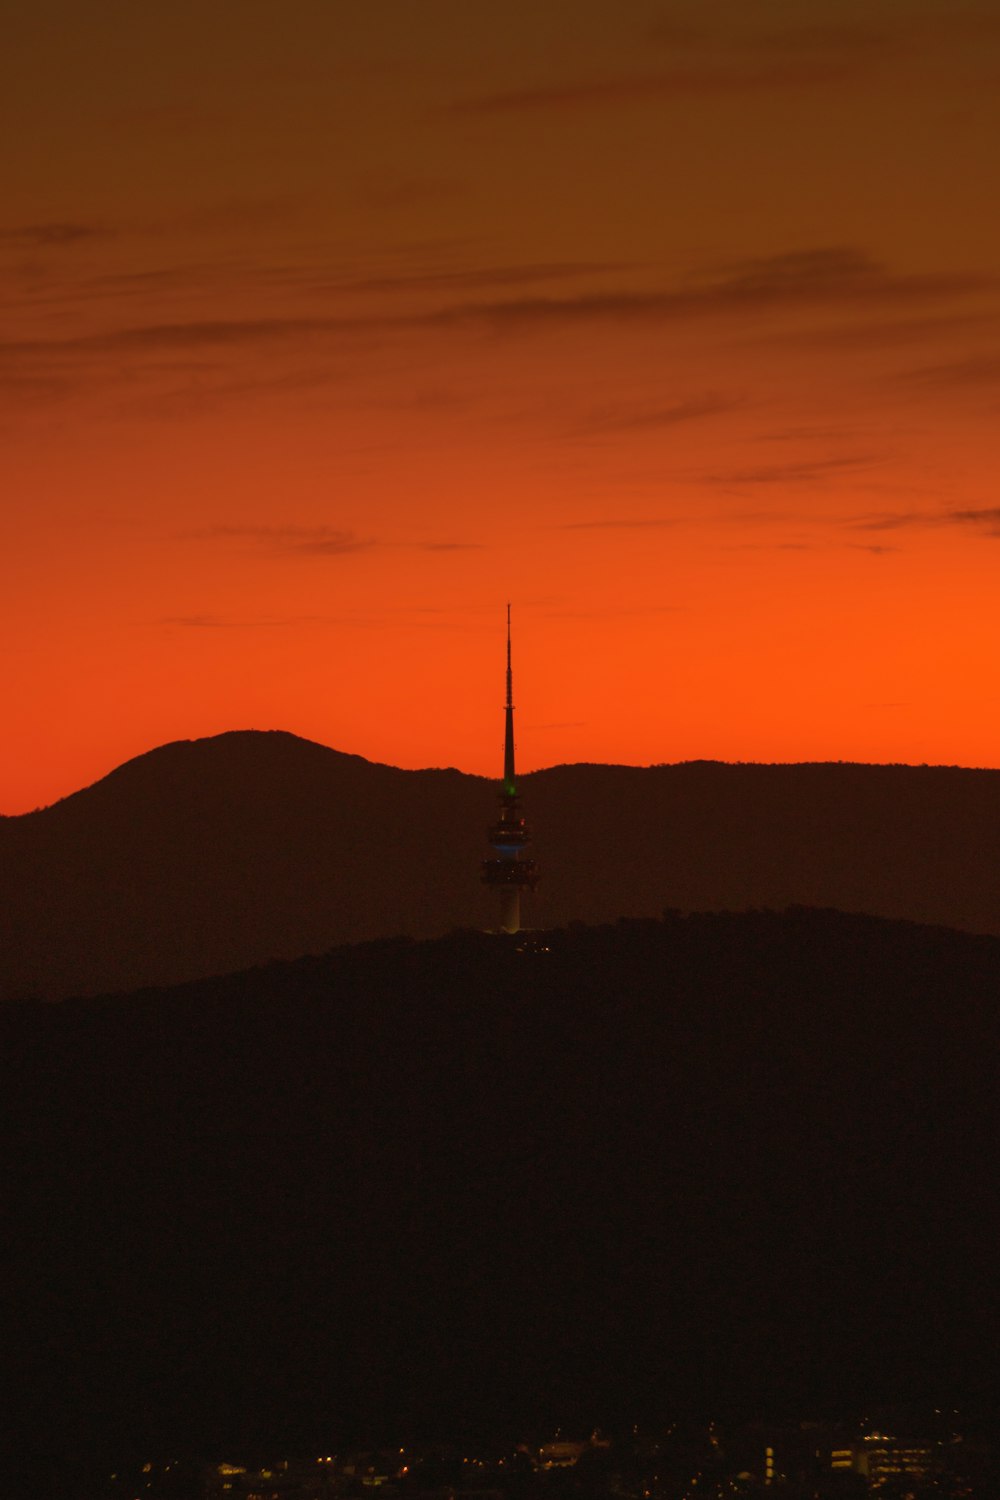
left=482, top=604, right=538, bottom=933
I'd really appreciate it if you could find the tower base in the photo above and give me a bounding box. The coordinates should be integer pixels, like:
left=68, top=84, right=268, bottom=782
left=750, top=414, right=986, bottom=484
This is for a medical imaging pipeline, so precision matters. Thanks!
left=499, top=886, right=521, bottom=935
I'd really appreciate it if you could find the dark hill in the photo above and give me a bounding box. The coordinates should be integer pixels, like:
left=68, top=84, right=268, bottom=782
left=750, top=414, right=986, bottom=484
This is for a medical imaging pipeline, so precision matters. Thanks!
left=3, top=729, right=1000, bottom=997
left=3, top=908, right=999, bottom=1491
left=0, top=731, right=484, bottom=998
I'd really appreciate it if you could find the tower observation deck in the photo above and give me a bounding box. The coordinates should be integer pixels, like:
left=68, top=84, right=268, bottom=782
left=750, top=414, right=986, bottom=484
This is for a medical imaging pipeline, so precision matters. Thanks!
left=481, top=605, right=538, bottom=934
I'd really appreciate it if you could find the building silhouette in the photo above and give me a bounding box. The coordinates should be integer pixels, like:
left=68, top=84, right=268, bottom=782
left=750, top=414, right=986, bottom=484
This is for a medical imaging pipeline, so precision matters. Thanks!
left=481, top=605, right=537, bottom=933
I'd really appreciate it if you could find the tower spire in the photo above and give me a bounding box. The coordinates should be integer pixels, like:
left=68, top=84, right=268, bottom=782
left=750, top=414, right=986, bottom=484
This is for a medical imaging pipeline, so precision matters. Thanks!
left=504, top=601, right=516, bottom=795
left=481, top=605, right=538, bottom=934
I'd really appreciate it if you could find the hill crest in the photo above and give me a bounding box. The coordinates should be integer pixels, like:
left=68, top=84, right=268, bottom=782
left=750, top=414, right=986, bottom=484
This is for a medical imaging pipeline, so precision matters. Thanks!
left=7, top=728, right=996, bottom=823
left=4, top=729, right=1000, bottom=999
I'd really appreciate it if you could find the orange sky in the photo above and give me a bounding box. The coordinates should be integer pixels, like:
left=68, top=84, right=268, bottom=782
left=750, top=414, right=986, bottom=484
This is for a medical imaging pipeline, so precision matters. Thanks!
left=3, top=0, right=1000, bottom=812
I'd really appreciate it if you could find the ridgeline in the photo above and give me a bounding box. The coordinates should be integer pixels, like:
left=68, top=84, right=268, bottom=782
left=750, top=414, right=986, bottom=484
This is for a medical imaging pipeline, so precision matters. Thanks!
left=3, top=729, right=1000, bottom=998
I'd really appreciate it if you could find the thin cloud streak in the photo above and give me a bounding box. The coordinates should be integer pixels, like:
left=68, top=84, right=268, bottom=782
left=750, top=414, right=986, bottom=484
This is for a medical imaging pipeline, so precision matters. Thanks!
left=0, top=250, right=991, bottom=372
left=1, top=252, right=631, bottom=318
left=446, top=61, right=866, bottom=116
left=526, top=721, right=588, bottom=730
left=646, top=17, right=903, bottom=62
left=0, top=222, right=114, bottom=249
left=901, top=353, right=1000, bottom=387
left=161, top=613, right=343, bottom=629
left=180, top=527, right=483, bottom=557
left=557, top=517, right=680, bottom=531
left=705, top=454, right=881, bottom=487
left=448, top=14, right=911, bottom=117
left=331, top=260, right=631, bottom=296
left=417, top=542, right=484, bottom=552
left=746, top=311, right=993, bottom=353
left=572, top=393, right=742, bottom=435
left=854, top=507, right=1000, bottom=537
left=0, top=316, right=375, bottom=357
left=424, top=251, right=995, bottom=332
left=186, top=526, right=373, bottom=557
left=539, top=604, right=683, bottom=619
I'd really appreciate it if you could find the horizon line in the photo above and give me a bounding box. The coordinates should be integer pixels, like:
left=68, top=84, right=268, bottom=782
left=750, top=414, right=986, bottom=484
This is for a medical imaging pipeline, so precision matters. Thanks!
left=4, top=725, right=1000, bottom=819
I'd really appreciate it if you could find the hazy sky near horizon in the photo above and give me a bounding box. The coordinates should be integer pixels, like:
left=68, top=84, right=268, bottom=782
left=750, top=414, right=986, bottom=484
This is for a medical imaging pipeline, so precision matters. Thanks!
left=4, top=0, right=1000, bottom=811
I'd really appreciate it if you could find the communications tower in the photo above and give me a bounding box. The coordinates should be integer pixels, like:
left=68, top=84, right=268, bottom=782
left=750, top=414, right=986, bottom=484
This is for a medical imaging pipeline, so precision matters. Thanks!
left=481, top=605, right=538, bottom=933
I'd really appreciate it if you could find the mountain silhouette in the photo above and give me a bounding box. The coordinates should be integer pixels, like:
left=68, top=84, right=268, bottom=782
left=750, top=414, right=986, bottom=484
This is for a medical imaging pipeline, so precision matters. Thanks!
left=2, top=728, right=1000, bottom=998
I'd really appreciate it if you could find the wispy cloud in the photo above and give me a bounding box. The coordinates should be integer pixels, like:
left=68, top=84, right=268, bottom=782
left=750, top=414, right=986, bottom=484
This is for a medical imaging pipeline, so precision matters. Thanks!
left=159, top=605, right=486, bottom=630
left=722, top=533, right=904, bottom=556
left=110, top=363, right=357, bottom=421
left=0, top=315, right=373, bottom=357
left=557, top=517, right=679, bottom=531
left=705, top=454, right=881, bottom=487
left=723, top=540, right=817, bottom=552
left=934, top=509, right=1000, bottom=535
left=0, top=371, right=80, bottom=403
left=161, top=613, right=340, bottom=629
left=3, top=250, right=630, bottom=321
left=180, top=526, right=483, bottom=557
left=446, top=61, right=864, bottom=116
left=748, top=311, right=993, bottom=353
left=646, top=16, right=902, bottom=60
left=417, top=541, right=484, bottom=552
left=186, top=525, right=373, bottom=556
left=1, top=251, right=989, bottom=370
left=850, top=511, right=930, bottom=532
left=539, top=604, right=682, bottom=619
left=901, top=353, right=1000, bottom=387
left=2, top=249, right=992, bottom=426
left=328, top=259, right=630, bottom=296
left=853, top=507, right=1000, bottom=537
left=753, top=424, right=866, bottom=444
left=571, top=393, right=742, bottom=435
left=446, top=19, right=902, bottom=117
left=726, top=22, right=900, bottom=59
left=0, top=221, right=113, bottom=249
left=423, top=250, right=994, bottom=333
left=701, top=248, right=990, bottom=309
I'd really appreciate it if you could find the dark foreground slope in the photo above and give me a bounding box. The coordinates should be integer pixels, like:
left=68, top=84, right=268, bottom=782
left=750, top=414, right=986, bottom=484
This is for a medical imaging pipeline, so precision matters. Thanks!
left=3, top=908, right=999, bottom=1492
left=4, top=729, right=1000, bottom=997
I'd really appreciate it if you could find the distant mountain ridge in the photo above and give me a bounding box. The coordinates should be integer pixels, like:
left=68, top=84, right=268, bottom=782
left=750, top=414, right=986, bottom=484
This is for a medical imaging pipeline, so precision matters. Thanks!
left=2, top=728, right=1000, bottom=999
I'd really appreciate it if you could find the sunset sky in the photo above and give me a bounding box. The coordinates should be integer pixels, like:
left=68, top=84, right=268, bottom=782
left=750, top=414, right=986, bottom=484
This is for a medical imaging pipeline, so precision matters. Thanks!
left=4, top=0, right=1000, bottom=812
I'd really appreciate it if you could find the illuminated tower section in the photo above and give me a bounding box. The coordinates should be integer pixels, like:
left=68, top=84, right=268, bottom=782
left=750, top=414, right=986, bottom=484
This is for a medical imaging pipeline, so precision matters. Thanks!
left=481, top=605, right=538, bottom=934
